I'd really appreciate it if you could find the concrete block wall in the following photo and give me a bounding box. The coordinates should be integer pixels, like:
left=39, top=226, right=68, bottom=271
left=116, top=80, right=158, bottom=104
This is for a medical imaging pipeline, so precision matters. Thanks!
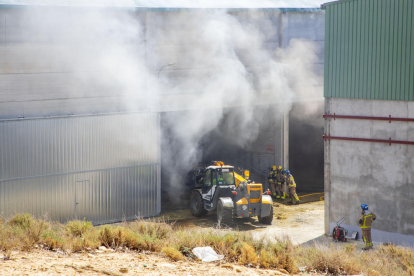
left=325, top=97, right=414, bottom=246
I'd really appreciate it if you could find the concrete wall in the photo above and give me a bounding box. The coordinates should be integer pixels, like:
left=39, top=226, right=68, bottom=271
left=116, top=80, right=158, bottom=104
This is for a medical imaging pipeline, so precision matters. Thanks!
left=325, top=97, right=414, bottom=246
left=0, top=8, right=324, bottom=119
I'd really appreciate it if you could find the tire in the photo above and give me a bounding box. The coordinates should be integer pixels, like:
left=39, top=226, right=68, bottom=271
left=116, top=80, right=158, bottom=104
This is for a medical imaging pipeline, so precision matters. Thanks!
left=259, top=205, right=273, bottom=225
left=190, top=191, right=207, bottom=217
left=217, top=200, right=233, bottom=225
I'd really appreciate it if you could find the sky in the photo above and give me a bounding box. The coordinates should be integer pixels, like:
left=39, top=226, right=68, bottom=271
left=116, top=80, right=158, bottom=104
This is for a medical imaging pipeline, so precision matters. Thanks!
left=0, top=0, right=330, bottom=8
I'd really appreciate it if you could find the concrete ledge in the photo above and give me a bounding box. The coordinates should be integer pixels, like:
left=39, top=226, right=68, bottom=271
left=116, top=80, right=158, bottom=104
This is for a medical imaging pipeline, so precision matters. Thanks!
left=329, top=222, right=414, bottom=247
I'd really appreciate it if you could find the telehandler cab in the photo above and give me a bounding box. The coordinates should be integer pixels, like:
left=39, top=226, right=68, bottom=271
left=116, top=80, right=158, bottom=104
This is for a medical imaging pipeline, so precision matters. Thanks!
left=189, top=161, right=273, bottom=225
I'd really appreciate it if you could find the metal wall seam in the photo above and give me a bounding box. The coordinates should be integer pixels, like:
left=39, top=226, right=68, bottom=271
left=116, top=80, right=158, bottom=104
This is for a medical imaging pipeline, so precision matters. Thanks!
left=352, top=0, right=358, bottom=98
left=344, top=2, right=353, bottom=98
left=399, top=0, right=406, bottom=101
left=380, top=0, right=388, bottom=100
left=157, top=113, right=161, bottom=214
left=363, top=0, right=370, bottom=99
left=334, top=4, right=339, bottom=97
left=367, top=0, right=373, bottom=99
left=372, top=0, right=379, bottom=100
left=323, top=4, right=329, bottom=97
left=390, top=1, right=397, bottom=100
left=324, top=0, right=413, bottom=101
left=411, top=0, right=414, bottom=101
left=0, top=113, right=160, bottom=224
left=0, top=113, right=160, bottom=180
left=404, top=0, right=412, bottom=101
left=339, top=2, right=344, bottom=98
left=395, top=0, right=403, bottom=101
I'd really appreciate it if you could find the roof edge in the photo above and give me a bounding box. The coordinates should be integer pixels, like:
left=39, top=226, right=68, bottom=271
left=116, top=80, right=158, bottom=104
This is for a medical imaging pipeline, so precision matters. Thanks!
left=0, top=4, right=322, bottom=12
left=322, top=0, right=358, bottom=9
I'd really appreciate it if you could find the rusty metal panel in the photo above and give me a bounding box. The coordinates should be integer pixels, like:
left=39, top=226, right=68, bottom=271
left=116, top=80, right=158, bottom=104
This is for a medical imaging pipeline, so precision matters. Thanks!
left=0, top=113, right=161, bottom=224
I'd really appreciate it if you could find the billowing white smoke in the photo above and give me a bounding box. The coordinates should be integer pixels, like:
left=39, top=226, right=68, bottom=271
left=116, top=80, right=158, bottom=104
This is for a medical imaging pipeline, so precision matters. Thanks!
left=150, top=10, right=321, bottom=202
left=19, top=7, right=321, bottom=203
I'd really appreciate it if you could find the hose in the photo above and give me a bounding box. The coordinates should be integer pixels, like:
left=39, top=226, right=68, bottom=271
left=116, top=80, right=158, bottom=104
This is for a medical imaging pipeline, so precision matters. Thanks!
left=297, top=192, right=325, bottom=201
left=298, top=192, right=324, bottom=198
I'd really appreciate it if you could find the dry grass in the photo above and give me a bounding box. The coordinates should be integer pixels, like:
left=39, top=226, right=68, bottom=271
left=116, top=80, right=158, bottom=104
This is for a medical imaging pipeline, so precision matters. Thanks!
left=162, top=246, right=185, bottom=261
left=0, top=214, right=413, bottom=275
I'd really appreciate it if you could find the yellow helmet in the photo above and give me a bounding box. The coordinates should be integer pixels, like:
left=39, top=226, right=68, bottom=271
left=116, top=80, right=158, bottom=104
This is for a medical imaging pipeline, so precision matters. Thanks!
left=278, top=166, right=282, bottom=170
left=272, top=165, right=277, bottom=171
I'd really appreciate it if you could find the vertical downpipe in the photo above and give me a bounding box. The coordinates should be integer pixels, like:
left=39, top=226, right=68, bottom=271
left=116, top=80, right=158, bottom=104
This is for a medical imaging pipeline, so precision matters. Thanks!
left=283, top=106, right=292, bottom=170
left=278, top=11, right=285, bottom=168
left=157, top=113, right=161, bottom=214
left=324, top=98, right=331, bottom=234
left=283, top=105, right=292, bottom=197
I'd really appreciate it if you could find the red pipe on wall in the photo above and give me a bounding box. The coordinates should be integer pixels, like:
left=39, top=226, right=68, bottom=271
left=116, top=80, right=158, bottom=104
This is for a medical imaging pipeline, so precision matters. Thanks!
left=323, top=135, right=414, bottom=146
left=323, top=113, right=414, bottom=123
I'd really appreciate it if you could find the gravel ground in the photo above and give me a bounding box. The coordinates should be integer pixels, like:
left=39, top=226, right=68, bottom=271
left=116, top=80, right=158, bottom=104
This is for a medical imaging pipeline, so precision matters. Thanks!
left=0, top=249, right=312, bottom=276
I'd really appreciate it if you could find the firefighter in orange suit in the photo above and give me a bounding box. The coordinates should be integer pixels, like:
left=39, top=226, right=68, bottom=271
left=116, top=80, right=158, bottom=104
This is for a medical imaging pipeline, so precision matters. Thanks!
left=359, top=204, right=376, bottom=250
left=285, top=170, right=300, bottom=204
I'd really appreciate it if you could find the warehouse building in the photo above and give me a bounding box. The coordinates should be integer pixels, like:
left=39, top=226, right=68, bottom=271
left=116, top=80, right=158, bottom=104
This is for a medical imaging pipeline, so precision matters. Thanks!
left=0, top=1, right=324, bottom=224
left=323, top=0, right=414, bottom=245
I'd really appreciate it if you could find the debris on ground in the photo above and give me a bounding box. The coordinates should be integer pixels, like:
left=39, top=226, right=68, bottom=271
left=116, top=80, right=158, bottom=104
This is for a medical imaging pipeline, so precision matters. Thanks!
left=193, top=247, right=224, bottom=262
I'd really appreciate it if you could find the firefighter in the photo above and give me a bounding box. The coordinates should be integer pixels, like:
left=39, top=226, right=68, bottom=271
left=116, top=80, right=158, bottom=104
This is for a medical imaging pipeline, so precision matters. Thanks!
left=285, top=170, right=300, bottom=204
left=359, top=204, right=376, bottom=250
left=268, top=166, right=277, bottom=198
left=275, top=166, right=285, bottom=200
left=212, top=171, right=224, bottom=185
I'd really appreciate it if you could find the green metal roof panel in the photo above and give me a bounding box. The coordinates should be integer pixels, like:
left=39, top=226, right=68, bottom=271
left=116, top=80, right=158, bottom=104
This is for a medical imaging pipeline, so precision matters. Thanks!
left=324, top=0, right=414, bottom=101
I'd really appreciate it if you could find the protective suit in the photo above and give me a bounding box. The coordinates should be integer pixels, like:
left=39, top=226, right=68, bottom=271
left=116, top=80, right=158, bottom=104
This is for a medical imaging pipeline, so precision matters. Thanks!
left=275, top=168, right=285, bottom=199
left=359, top=205, right=376, bottom=250
left=268, top=166, right=277, bottom=197
left=285, top=173, right=300, bottom=204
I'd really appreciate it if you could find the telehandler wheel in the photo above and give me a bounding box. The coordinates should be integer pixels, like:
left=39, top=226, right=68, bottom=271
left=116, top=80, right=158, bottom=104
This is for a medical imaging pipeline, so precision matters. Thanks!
left=259, top=205, right=273, bottom=225
left=217, top=200, right=233, bottom=225
left=190, top=191, right=207, bottom=217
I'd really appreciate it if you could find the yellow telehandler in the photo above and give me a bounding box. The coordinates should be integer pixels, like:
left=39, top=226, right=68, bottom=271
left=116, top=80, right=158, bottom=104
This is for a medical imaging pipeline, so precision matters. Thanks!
left=189, top=161, right=273, bottom=224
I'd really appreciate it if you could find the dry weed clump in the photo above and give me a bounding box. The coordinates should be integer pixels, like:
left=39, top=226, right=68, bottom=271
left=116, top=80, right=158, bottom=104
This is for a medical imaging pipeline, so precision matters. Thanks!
left=238, top=242, right=258, bottom=265
left=6, top=214, right=50, bottom=250
left=364, top=244, right=414, bottom=276
left=66, top=220, right=93, bottom=237
left=98, top=225, right=165, bottom=251
left=161, top=246, right=185, bottom=261
left=41, top=226, right=65, bottom=250
left=296, top=244, right=362, bottom=275
left=1, top=213, right=414, bottom=276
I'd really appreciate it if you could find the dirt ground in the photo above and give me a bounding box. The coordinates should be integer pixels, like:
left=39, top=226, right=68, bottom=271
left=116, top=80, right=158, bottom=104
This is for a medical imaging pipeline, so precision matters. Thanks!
left=0, top=249, right=302, bottom=276
left=163, top=193, right=326, bottom=245
left=0, top=194, right=357, bottom=275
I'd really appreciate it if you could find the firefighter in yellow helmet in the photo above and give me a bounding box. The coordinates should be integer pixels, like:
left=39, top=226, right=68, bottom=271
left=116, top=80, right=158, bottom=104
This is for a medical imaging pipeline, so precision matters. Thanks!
left=268, top=166, right=277, bottom=198
left=359, top=204, right=376, bottom=250
left=275, top=166, right=285, bottom=200
left=285, top=170, right=300, bottom=204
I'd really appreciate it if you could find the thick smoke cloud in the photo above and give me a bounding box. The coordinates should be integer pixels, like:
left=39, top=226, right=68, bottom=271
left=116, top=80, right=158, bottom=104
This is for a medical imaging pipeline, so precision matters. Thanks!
left=17, top=7, right=321, bottom=203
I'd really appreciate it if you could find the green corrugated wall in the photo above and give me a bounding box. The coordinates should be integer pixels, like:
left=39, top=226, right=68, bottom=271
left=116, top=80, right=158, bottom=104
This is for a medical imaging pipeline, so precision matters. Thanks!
left=324, top=0, right=414, bottom=101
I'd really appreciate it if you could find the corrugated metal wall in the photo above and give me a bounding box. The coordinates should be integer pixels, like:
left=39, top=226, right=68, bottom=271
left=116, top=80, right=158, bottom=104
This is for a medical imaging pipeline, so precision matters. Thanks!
left=324, top=0, right=414, bottom=101
left=0, top=113, right=161, bottom=223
